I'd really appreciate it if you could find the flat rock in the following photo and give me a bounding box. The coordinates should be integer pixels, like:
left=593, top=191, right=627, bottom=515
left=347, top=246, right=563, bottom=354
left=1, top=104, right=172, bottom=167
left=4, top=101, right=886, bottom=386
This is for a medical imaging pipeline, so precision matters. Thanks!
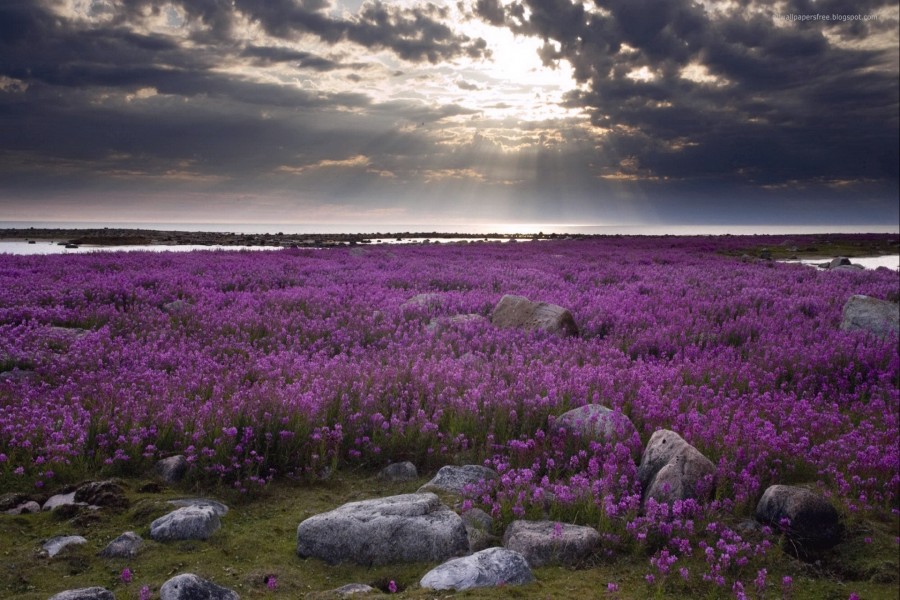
left=160, top=573, right=238, bottom=600
left=490, top=294, right=579, bottom=336
left=5, top=500, right=41, bottom=515
left=43, top=492, right=78, bottom=511
left=75, top=480, right=128, bottom=509
left=48, top=587, right=115, bottom=600
left=167, top=498, right=229, bottom=516
left=502, top=520, right=601, bottom=567
left=637, top=430, right=716, bottom=504
left=840, top=295, right=899, bottom=338
left=43, top=535, right=87, bottom=557
left=296, top=492, right=468, bottom=566
left=98, top=531, right=143, bottom=558
left=377, top=461, right=418, bottom=482
left=551, top=405, right=638, bottom=448
left=155, top=455, right=188, bottom=484
left=419, top=547, right=534, bottom=591
left=418, top=465, right=500, bottom=495
left=755, top=485, right=842, bottom=551
left=150, top=506, right=221, bottom=541
left=330, top=583, right=376, bottom=596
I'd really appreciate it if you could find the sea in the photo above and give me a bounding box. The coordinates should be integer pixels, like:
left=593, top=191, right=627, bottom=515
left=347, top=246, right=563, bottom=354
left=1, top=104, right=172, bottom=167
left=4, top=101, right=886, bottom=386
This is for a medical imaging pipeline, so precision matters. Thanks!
left=1, top=221, right=898, bottom=270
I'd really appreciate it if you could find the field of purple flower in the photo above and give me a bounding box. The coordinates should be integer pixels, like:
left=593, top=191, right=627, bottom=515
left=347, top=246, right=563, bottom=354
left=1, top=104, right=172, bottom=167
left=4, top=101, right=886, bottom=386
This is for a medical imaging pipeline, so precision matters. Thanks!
left=1, top=235, right=897, bottom=597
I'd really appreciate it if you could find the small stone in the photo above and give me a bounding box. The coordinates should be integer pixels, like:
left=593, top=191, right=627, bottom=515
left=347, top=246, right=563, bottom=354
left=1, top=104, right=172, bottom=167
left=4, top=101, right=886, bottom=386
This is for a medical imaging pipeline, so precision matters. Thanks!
left=150, top=506, right=221, bottom=542
left=162, top=300, right=187, bottom=313
left=402, top=293, right=443, bottom=309
left=160, top=573, right=238, bottom=600
left=330, top=583, right=377, bottom=596
left=167, top=498, right=229, bottom=516
left=551, top=405, right=639, bottom=452
left=98, top=531, right=143, bottom=558
left=48, top=587, right=115, bottom=600
left=155, top=455, right=188, bottom=484
left=75, top=480, right=128, bottom=509
left=418, top=465, right=500, bottom=496
left=755, top=485, right=842, bottom=551
left=0, top=492, right=29, bottom=512
left=43, top=535, right=87, bottom=557
left=827, top=257, right=852, bottom=269
left=420, top=547, right=534, bottom=591
left=502, top=520, right=601, bottom=567
left=377, top=461, right=418, bottom=482
left=43, top=492, right=77, bottom=511
left=462, top=508, right=497, bottom=552
left=5, top=500, right=41, bottom=515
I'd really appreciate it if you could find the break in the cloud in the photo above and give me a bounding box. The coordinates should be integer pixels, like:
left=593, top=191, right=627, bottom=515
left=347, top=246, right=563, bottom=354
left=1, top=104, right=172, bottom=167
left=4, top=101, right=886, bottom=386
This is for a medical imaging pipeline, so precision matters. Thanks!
left=0, top=0, right=897, bottom=227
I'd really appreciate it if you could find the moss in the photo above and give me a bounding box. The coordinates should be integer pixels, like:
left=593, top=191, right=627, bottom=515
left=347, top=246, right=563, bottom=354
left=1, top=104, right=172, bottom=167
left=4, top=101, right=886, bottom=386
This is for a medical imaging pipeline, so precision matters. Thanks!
left=0, top=473, right=897, bottom=599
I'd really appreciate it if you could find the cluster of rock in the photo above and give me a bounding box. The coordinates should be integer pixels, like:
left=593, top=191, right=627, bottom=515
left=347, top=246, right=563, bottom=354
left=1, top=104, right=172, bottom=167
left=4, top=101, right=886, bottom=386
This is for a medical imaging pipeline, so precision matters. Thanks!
left=819, top=256, right=864, bottom=271
left=49, top=573, right=238, bottom=600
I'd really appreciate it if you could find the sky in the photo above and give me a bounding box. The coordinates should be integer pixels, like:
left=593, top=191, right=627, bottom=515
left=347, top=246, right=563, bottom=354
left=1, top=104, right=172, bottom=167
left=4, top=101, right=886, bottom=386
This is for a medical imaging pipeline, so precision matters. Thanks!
left=0, top=0, right=898, bottom=229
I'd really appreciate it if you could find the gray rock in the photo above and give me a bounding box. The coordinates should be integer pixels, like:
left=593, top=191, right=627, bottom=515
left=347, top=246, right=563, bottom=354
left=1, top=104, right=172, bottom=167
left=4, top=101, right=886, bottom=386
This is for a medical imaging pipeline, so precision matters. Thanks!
left=832, top=264, right=864, bottom=271
left=755, top=485, right=842, bottom=551
left=502, top=520, right=601, bottom=567
left=98, top=531, right=143, bottom=558
left=377, top=461, right=418, bottom=482
left=167, top=498, right=229, bottom=516
left=162, top=300, right=187, bottom=313
left=150, top=506, right=221, bottom=541
left=6, top=500, right=41, bottom=515
left=75, top=480, right=128, bottom=509
left=418, top=465, right=500, bottom=495
left=0, top=492, right=30, bottom=512
left=419, top=547, right=534, bottom=591
left=840, top=295, right=899, bottom=338
left=160, top=573, right=238, bottom=600
left=552, top=405, right=638, bottom=448
left=426, top=314, right=488, bottom=333
left=637, top=430, right=716, bottom=505
left=43, top=535, right=87, bottom=557
left=402, top=293, right=443, bottom=309
left=462, top=508, right=497, bottom=552
left=43, top=492, right=77, bottom=511
left=827, top=257, right=852, bottom=269
left=330, top=583, right=376, bottom=596
left=155, top=455, right=188, bottom=484
left=296, top=492, right=468, bottom=566
left=490, top=294, right=578, bottom=336
left=48, top=587, right=115, bottom=600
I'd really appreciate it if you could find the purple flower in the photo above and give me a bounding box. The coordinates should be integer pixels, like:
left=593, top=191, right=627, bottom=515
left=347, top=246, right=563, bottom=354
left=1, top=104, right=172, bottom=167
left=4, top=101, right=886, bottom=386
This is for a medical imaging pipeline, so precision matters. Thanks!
left=120, top=567, right=132, bottom=584
left=388, top=580, right=397, bottom=593
left=139, top=586, right=151, bottom=600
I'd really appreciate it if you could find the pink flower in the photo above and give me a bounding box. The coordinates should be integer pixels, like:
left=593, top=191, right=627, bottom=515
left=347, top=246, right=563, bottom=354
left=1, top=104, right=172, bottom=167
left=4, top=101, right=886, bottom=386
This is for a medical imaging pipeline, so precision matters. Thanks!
left=139, top=586, right=151, bottom=600
left=120, top=567, right=132, bottom=584
left=388, top=580, right=398, bottom=593
left=265, top=574, right=277, bottom=591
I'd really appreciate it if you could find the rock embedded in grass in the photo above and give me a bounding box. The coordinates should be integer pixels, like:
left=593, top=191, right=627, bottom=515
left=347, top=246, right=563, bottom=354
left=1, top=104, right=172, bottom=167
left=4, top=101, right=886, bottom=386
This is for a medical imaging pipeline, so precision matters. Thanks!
left=755, top=484, right=842, bottom=551
left=42, top=535, right=87, bottom=557
left=48, top=587, right=115, bottom=600
left=167, top=498, right=229, bottom=516
left=377, top=461, right=418, bottom=482
left=296, top=492, right=469, bottom=566
left=502, top=520, right=601, bottom=567
left=155, top=455, right=188, bottom=484
left=551, top=405, right=639, bottom=451
left=5, top=500, right=41, bottom=515
left=160, top=573, right=238, bottom=600
left=840, top=295, right=899, bottom=338
left=98, top=531, right=143, bottom=558
left=43, top=492, right=78, bottom=511
left=401, top=293, right=444, bottom=310
left=329, top=583, right=377, bottom=595
left=419, top=547, right=534, bottom=591
left=418, top=464, right=500, bottom=496
left=490, top=294, right=579, bottom=336
left=75, top=480, right=128, bottom=509
left=150, top=505, right=221, bottom=541
left=638, top=430, right=716, bottom=505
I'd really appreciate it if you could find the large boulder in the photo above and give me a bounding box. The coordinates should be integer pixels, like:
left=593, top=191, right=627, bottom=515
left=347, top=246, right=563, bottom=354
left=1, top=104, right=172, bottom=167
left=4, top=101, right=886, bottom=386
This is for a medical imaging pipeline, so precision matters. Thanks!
left=98, top=531, right=143, bottom=558
left=637, top=430, right=715, bottom=504
left=160, top=573, right=238, bottom=600
left=48, top=588, right=115, bottom=600
left=502, top=520, right=601, bottom=567
left=755, top=485, right=842, bottom=551
left=155, top=455, right=188, bottom=484
left=150, top=506, right=221, bottom=542
left=551, top=405, right=638, bottom=449
left=419, top=547, right=534, bottom=591
left=490, top=295, right=579, bottom=336
left=296, top=493, right=468, bottom=566
left=418, top=465, right=500, bottom=496
left=840, top=295, right=899, bottom=338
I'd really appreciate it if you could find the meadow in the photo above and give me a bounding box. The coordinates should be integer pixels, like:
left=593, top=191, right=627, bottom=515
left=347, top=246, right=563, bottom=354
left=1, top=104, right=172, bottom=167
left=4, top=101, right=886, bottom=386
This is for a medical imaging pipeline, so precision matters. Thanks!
left=0, top=235, right=897, bottom=598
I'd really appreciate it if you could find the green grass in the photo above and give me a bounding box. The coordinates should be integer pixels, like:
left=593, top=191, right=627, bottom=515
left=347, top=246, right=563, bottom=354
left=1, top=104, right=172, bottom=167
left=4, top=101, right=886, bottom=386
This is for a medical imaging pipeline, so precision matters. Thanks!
left=0, top=471, right=897, bottom=599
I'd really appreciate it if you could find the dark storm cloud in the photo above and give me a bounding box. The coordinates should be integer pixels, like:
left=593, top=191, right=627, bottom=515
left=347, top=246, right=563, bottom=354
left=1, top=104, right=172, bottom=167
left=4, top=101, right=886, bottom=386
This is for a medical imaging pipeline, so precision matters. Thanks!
left=476, top=0, right=899, bottom=188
